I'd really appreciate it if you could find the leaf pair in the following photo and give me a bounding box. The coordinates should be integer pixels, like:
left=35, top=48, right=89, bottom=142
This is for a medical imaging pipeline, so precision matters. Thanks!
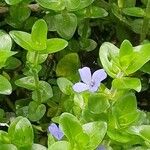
left=10, top=19, right=68, bottom=54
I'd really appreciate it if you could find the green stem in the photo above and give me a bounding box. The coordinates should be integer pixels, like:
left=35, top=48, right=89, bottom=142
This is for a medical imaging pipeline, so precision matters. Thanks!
left=140, top=0, right=150, bottom=42
left=32, top=52, right=41, bottom=103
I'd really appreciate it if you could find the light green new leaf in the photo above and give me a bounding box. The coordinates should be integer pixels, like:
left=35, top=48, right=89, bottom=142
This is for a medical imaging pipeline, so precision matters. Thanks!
left=0, top=130, right=10, bottom=144
left=88, top=94, right=110, bottom=114
left=41, top=38, right=68, bottom=54
left=15, top=76, right=35, bottom=90
left=0, top=75, right=12, bottom=95
left=99, top=42, right=120, bottom=78
left=59, top=113, right=83, bottom=143
left=83, top=121, right=107, bottom=150
left=119, top=40, right=133, bottom=58
left=8, top=117, right=34, bottom=148
left=32, top=144, right=47, bottom=150
left=113, top=92, right=139, bottom=127
left=57, top=77, right=73, bottom=95
left=9, top=31, right=34, bottom=51
left=31, top=19, right=47, bottom=50
left=48, top=141, right=71, bottom=150
left=112, top=77, right=141, bottom=92
left=125, top=43, right=150, bottom=74
left=0, top=50, right=17, bottom=69
left=0, top=31, right=12, bottom=51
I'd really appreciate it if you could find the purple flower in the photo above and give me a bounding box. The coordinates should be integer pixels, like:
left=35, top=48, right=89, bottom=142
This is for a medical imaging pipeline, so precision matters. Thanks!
left=97, top=145, right=106, bottom=150
left=73, top=67, right=107, bottom=93
left=48, top=123, right=64, bottom=140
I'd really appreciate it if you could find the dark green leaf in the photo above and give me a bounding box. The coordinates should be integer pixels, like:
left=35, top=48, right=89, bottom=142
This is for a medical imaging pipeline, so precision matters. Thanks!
left=55, top=13, right=77, bottom=40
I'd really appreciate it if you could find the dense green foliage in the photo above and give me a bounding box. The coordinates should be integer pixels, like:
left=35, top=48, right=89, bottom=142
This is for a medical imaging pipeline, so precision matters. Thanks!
left=0, top=0, right=150, bottom=149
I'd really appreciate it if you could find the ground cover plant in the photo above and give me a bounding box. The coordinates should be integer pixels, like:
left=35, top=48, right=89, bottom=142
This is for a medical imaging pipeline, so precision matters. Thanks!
left=0, top=0, right=150, bottom=149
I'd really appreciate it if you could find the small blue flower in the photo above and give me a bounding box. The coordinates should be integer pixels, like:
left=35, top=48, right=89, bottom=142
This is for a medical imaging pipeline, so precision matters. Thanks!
left=48, top=123, right=64, bottom=140
left=97, top=145, right=106, bottom=150
left=73, top=67, right=107, bottom=93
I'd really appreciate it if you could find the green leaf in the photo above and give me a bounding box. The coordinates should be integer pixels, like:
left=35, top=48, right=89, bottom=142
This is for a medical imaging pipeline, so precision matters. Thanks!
left=140, top=61, right=150, bottom=74
left=125, top=43, right=150, bottom=74
left=122, top=7, right=145, bottom=17
left=31, top=19, right=47, bottom=51
left=113, top=92, right=139, bottom=127
left=76, top=6, right=108, bottom=18
left=56, top=53, right=80, bottom=77
left=0, top=50, right=17, bottom=69
left=136, top=125, right=150, bottom=142
left=28, top=101, right=46, bottom=121
left=9, top=5, right=31, bottom=22
left=80, top=38, right=97, bottom=52
left=57, top=77, right=73, bottom=95
left=0, top=75, right=12, bottom=95
left=9, top=31, right=34, bottom=51
left=42, top=38, right=68, bottom=54
left=119, top=40, right=133, bottom=58
left=88, top=94, right=110, bottom=114
left=99, top=42, right=120, bottom=78
left=8, top=116, right=34, bottom=148
left=76, top=0, right=94, bottom=10
left=5, top=57, right=21, bottom=70
left=54, top=13, right=77, bottom=40
left=27, top=52, right=48, bottom=64
left=119, top=40, right=134, bottom=70
left=60, top=113, right=83, bottom=143
left=112, top=77, right=141, bottom=92
left=82, top=121, right=107, bottom=149
left=0, top=131, right=10, bottom=144
left=36, top=0, right=65, bottom=11
left=0, top=144, right=17, bottom=150
left=5, top=0, right=23, bottom=5
left=15, top=76, right=35, bottom=90
left=107, top=129, right=141, bottom=144
left=65, top=0, right=80, bottom=10
left=32, top=81, right=53, bottom=103
left=32, top=144, right=47, bottom=150
left=48, top=141, right=71, bottom=150
left=0, top=31, right=12, bottom=51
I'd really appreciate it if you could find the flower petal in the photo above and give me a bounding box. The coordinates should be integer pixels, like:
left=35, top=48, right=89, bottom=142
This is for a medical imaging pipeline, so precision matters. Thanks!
left=73, top=82, right=89, bottom=93
left=89, top=83, right=100, bottom=92
left=48, top=123, right=64, bottom=140
left=79, top=67, right=91, bottom=84
left=92, top=69, right=107, bottom=84
left=97, top=145, right=106, bottom=150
